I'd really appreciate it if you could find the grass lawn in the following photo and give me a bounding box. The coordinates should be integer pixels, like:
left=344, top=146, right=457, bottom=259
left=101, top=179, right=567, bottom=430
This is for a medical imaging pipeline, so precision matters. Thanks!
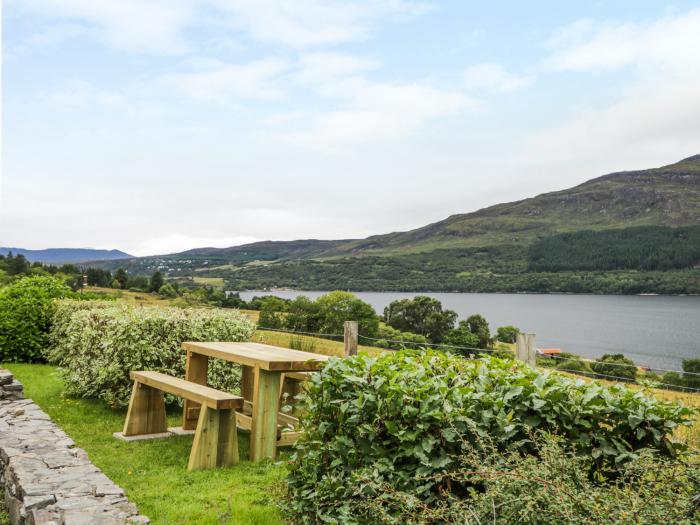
left=4, top=364, right=287, bottom=525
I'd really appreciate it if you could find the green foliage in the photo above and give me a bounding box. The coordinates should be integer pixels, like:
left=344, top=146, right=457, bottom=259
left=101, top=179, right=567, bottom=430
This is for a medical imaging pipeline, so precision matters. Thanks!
left=259, top=303, right=286, bottom=329
left=529, top=226, right=700, bottom=272
left=349, top=438, right=700, bottom=525
left=496, top=325, right=520, bottom=343
left=48, top=301, right=255, bottom=407
left=461, top=314, right=491, bottom=348
left=384, top=296, right=457, bottom=343
left=443, top=326, right=480, bottom=355
left=286, top=351, right=696, bottom=523
left=373, top=323, right=429, bottom=350
left=591, top=353, right=637, bottom=382
left=556, top=358, right=593, bottom=374
left=284, top=296, right=321, bottom=332
left=315, top=291, right=379, bottom=338
left=0, top=276, right=72, bottom=362
left=158, top=283, right=178, bottom=298
left=149, top=271, right=164, bottom=292
left=683, top=359, right=700, bottom=389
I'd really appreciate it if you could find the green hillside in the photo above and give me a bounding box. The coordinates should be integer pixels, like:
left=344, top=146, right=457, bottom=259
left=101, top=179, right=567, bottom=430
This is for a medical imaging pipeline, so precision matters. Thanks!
left=96, top=155, right=700, bottom=293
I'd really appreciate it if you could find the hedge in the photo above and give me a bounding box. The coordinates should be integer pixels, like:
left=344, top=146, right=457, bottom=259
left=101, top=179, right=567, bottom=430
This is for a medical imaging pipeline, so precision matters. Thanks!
left=0, top=276, right=72, bottom=362
left=286, top=350, right=697, bottom=522
left=48, top=300, right=255, bottom=407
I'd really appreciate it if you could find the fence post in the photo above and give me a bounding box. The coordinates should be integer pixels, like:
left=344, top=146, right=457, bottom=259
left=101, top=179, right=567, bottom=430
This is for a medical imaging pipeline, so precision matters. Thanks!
left=344, top=321, right=358, bottom=357
left=516, top=333, right=537, bottom=367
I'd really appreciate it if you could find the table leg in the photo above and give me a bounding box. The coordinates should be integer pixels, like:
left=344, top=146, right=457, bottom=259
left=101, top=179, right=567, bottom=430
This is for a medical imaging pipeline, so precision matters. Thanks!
left=250, top=367, right=281, bottom=461
left=183, top=352, right=208, bottom=431
left=241, top=365, right=254, bottom=401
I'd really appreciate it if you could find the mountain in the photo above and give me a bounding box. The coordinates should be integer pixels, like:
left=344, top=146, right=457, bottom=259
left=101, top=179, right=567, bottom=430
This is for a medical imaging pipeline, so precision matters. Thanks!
left=95, top=155, right=700, bottom=294
left=0, top=247, right=134, bottom=264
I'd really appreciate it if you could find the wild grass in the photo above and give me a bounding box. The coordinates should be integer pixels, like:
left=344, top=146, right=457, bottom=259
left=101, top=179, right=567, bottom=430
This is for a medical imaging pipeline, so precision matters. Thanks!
left=4, top=363, right=286, bottom=525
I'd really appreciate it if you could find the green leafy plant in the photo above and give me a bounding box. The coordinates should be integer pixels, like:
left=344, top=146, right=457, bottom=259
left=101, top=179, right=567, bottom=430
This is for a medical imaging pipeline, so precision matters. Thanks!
left=48, top=300, right=255, bottom=407
left=286, top=351, right=697, bottom=523
left=591, top=353, right=637, bottom=382
left=0, top=275, right=72, bottom=362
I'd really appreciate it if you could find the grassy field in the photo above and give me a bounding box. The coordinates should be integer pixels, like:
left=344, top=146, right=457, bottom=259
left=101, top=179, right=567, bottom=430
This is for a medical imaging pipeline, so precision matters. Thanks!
left=5, top=364, right=286, bottom=525
left=192, top=277, right=226, bottom=287
left=84, top=286, right=178, bottom=306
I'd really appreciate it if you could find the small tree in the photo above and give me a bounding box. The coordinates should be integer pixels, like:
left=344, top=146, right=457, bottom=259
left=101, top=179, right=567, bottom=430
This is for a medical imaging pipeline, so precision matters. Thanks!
left=463, top=314, right=491, bottom=349
left=285, top=296, right=321, bottom=332
left=496, top=325, right=520, bottom=344
left=682, top=359, right=700, bottom=389
left=158, top=283, right=178, bottom=298
left=149, top=271, right=164, bottom=292
left=114, top=268, right=128, bottom=289
left=443, top=327, right=480, bottom=356
left=383, top=296, right=457, bottom=343
left=316, top=291, right=379, bottom=338
left=591, top=353, right=637, bottom=382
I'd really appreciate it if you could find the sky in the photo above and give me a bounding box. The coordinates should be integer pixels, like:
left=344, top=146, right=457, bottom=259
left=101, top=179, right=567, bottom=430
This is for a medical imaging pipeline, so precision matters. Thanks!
left=2, top=1, right=700, bottom=257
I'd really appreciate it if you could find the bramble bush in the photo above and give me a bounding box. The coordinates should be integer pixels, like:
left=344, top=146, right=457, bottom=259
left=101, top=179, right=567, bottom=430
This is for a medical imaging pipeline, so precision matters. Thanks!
left=351, top=437, right=700, bottom=524
left=286, top=350, right=697, bottom=523
left=48, top=300, right=255, bottom=407
left=0, top=276, right=72, bottom=362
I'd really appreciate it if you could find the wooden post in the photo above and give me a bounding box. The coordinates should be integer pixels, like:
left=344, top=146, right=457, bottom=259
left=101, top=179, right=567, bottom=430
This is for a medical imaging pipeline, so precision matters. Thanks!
left=250, top=367, right=281, bottom=461
left=123, top=382, right=167, bottom=436
left=187, top=405, right=239, bottom=471
left=344, top=321, right=358, bottom=357
left=516, top=333, right=537, bottom=367
left=183, top=351, right=208, bottom=430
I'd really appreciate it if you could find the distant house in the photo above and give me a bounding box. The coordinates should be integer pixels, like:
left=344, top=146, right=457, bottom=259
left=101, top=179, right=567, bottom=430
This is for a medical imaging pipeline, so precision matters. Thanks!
left=537, top=348, right=563, bottom=358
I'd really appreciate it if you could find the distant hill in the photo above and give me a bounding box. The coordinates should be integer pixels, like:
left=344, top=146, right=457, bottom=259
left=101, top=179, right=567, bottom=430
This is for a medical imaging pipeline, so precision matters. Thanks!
left=94, top=155, right=700, bottom=294
left=0, top=247, right=134, bottom=264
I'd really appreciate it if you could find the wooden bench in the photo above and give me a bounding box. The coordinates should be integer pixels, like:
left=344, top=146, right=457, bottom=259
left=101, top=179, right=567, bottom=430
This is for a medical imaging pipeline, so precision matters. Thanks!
left=122, top=371, right=243, bottom=471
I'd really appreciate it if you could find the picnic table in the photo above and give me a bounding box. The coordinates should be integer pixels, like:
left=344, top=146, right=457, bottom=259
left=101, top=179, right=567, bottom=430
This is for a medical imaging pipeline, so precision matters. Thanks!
left=181, top=341, right=330, bottom=461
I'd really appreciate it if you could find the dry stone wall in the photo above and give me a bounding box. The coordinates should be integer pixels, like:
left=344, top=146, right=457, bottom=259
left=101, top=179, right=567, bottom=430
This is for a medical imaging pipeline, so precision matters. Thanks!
left=0, top=369, right=149, bottom=525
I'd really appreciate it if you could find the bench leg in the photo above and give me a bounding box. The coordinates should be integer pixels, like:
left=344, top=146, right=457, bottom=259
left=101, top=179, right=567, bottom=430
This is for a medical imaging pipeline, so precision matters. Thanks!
left=123, top=382, right=167, bottom=436
left=188, top=405, right=239, bottom=471
left=183, top=352, right=208, bottom=431
left=250, top=368, right=281, bottom=462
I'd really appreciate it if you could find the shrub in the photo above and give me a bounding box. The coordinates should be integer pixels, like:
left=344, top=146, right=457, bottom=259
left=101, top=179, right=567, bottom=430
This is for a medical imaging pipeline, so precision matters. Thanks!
left=0, top=276, right=72, bottom=362
left=350, top=438, right=700, bottom=525
left=591, top=353, right=637, bottom=382
left=286, top=351, right=697, bottom=522
left=556, top=357, right=593, bottom=375
left=259, top=303, right=286, bottom=329
left=49, top=301, right=255, bottom=407
left=496, top=325, right=520, bottom=343
left=373, top=323, right=429, bottom=350
left=315, top=291, right=379, bottom=338
left=443, top=326, right=480, bottom=355
left=158, top=283, right=178, bottom=298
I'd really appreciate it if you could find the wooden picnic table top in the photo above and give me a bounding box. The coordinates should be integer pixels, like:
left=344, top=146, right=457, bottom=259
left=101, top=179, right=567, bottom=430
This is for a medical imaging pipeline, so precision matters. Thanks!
left=182, top=341, right=331, bottom=372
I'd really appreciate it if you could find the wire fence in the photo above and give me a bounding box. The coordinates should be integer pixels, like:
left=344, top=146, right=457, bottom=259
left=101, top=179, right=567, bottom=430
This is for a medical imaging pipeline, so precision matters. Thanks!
left=256, top=324, right=699, bottom=393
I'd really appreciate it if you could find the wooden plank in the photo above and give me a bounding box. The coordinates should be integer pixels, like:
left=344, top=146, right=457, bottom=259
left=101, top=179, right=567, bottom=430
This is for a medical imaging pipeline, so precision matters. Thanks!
left=123, top=382, right=167, bottom=436
left=241, top=365, right=254, bottom=401
left=277, top=431, right=302, bottom=447
left=187, top=405, right=239, bottom=471
left=249, top=367, right=281, bottom=461
left=184, top=351, right=208, bottom=430
left=285, top=371, right=312, bottom=382
left=243, top=400, right=299, bottom=428
left=130, top=371, right=243, bottom=410
left=182, top=342, right=329, bottom=371
left=236, top=411, right=252, bottom=430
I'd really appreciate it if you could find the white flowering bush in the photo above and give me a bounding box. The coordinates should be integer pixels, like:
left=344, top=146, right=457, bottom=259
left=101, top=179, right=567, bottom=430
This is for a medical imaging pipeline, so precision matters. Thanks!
left=49, top=300, right=255, bottom=408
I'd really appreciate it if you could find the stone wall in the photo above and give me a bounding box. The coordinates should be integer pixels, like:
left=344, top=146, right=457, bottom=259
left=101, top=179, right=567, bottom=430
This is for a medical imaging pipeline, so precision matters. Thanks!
left=0, top=369, right=149, bottom=525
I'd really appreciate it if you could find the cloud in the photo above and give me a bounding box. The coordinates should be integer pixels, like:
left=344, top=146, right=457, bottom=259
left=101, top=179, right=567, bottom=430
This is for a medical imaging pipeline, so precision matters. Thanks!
left=295, top=52, right=379, bottom=85
left=461, top=62, right=534, bottom=93
left=6, top=0, right=194, bottom=54
left=211, top=0, right=432, bottom=49
left=160, top=58, right=291, bottom=102
left=517, top=8, right=700, bottom=186
left=285, top=81, right=477, bottom=151
left=545, top=9, right=700, bottom=74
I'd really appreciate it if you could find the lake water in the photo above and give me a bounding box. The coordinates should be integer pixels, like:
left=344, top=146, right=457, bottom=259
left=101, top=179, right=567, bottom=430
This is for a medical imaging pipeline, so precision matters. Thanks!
left=237, top=290, right=700, bottom=372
